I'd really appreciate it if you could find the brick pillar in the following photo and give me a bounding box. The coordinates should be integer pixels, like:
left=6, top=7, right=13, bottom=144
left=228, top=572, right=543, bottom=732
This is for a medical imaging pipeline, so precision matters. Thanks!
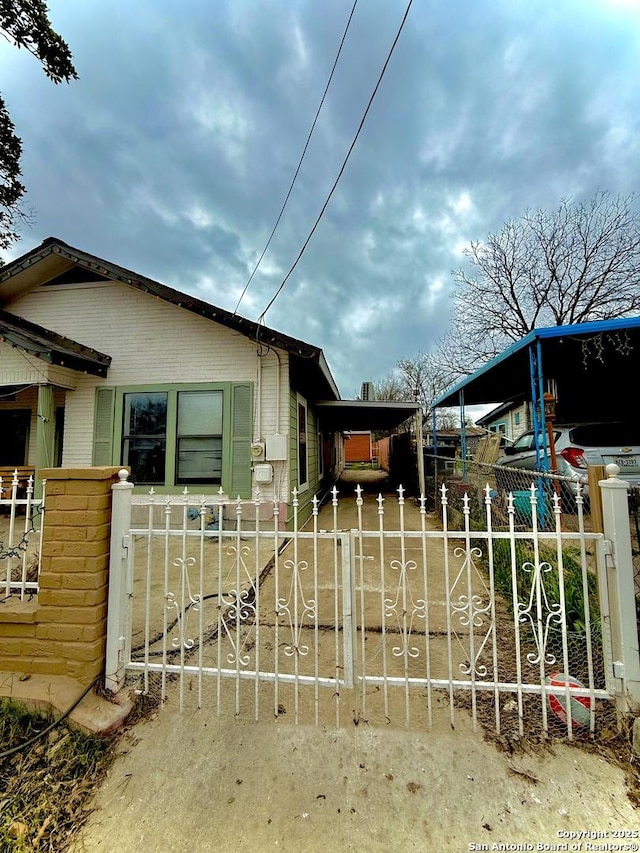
left=34, top=466, right=124, bottom=681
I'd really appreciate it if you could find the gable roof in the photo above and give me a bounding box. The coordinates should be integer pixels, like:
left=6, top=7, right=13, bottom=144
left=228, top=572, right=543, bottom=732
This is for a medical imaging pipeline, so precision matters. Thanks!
left=0, top=237, right=339, bottom=399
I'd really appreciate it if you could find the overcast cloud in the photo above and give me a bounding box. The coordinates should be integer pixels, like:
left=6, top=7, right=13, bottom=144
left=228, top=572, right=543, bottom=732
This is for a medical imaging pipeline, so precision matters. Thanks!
left=1, top=0, right=639, bottom=397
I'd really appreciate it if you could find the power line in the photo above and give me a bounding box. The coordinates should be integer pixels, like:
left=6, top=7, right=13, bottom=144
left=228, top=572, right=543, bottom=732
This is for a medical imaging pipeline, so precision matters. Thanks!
left=257, top=0, right=414, bottom=324
left=233, top=0, right=360, bottom=316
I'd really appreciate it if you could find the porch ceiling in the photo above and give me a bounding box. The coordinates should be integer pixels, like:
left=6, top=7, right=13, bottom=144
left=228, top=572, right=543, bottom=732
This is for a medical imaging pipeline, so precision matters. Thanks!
left=314, top=400, right=420, bottom=432
left=0, top=309, right=112, bottom=377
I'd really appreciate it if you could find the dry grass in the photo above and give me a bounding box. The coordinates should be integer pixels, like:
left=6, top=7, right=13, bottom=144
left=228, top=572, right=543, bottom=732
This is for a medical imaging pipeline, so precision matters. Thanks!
left=0, top=685, right=162, bottom=852
left=0, top=698, right=114, bottom=851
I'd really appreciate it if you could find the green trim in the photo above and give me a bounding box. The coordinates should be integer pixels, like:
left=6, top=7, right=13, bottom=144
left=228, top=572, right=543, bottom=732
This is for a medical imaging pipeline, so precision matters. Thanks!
left=229, top=384, right=253, bottom=499
left=92, top=388, right=115, bottom=466
left=286, top=390, right=324, bottom=527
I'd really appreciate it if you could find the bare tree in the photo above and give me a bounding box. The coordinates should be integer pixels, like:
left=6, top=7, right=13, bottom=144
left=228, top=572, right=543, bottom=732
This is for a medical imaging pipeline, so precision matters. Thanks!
left=374, top=353, right=456, bottom=428
left=440, top=192, right=640, bottom=376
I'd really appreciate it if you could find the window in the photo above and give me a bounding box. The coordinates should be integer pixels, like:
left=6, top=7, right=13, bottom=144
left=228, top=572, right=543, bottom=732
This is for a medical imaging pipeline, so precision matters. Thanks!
left=176, top=390, right=223, bottom=484
left=297, top=396, right=308, bottom=489
left=318, top=427, right=324, bottom=478
left=122, top=390, right=224, bottom=486
left=96, top=383, right=253, bottom=493
left=514, top=412, right=520, bottom=426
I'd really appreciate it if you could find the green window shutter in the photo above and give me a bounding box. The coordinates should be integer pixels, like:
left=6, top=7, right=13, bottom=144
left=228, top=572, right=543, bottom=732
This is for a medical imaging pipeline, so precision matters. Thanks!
left=229, top=384, right=252, bottom=499
left=93, top=388, right=115, bottom=465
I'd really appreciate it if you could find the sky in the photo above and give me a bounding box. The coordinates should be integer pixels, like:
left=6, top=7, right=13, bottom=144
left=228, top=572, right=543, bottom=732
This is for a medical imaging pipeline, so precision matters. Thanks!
left=1, top=0, right=640, bottom=403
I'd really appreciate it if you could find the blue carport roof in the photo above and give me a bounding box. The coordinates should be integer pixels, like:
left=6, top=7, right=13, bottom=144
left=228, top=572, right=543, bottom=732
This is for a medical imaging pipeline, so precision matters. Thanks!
left=432, top=316, right=640, bottom=420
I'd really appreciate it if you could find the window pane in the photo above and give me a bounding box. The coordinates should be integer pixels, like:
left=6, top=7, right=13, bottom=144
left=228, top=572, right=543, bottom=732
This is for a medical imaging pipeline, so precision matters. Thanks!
left=178, top=391, right=222, bottom=436
left=124, top=393, right=167, bottom=436
left=122, top=393, right=167, bottom=484
left=123, top=437, right=166, bottom=484
left=0, top=410, right=30, bottom=465
left=177, top=437, right=222, bottom=482
left=298, top=401, right=307, bottom=485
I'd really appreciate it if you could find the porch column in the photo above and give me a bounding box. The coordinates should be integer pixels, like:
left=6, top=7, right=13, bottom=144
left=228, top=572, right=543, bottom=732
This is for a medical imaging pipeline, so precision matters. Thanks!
left=35, top=384, right=55, bottom=498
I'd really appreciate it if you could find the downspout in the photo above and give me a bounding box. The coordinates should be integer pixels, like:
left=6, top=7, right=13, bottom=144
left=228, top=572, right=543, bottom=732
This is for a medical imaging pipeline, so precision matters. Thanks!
left=256, top=349, right=262, bottom=441
left=272, top=348, right=281, bottom=434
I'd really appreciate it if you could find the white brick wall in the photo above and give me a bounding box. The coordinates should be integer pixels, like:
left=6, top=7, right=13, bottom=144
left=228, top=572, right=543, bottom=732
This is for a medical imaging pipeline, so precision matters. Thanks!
left=7, top=282, right=291, bottom=498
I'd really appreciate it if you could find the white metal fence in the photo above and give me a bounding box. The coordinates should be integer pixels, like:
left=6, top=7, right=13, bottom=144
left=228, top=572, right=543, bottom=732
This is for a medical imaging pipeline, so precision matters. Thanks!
left=106, top=466, right=640, bottom=736
left=0, top=471, right=44, bottom=600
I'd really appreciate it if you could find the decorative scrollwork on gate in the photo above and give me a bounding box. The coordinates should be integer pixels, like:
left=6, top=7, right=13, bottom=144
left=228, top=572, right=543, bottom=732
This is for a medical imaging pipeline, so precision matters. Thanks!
left=166, top=556, right=200, bottom=650
left=277, top=558, right=316, bottom=657
left=516, top=560, right=563, bottom=666
left=451, top=546, right=493, bottom=677
left=384, top=559, right=426, bottom=659
left=219, top=544, right=257, bottom=667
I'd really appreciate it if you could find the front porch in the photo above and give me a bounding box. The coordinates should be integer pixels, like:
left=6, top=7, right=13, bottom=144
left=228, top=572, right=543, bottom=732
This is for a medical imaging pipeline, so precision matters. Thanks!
left=0, top=309, right=111, bottom=491
left=0, top=383, right=65, bottom=496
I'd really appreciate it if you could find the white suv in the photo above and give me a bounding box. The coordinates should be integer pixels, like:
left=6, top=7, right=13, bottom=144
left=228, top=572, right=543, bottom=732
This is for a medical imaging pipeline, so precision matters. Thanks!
left=496, top=422, right=640, bottom=493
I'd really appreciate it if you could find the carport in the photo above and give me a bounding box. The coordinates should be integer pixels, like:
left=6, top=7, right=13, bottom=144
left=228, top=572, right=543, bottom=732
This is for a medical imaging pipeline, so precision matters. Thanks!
left=431, top=316, right=640, bottom=470
left=314, top=399, right=423, bottom=491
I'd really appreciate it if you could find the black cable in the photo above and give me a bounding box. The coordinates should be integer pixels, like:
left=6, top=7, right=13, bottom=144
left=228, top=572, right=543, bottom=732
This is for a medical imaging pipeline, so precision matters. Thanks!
left=233, top=0, right=359, bottom=316
left=0, top=674, right=101, bottom=760
left=257, top=0, right=414, bottom=323
left=130, top=591, right=222, bottom=653
left=130, top=538, right=292, bottom=661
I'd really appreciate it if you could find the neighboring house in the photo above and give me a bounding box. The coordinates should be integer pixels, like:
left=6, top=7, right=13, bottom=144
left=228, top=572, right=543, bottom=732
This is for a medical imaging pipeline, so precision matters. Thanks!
left=425, top=426, right=487, bottom=458
left=476, top=397, right=532, bottom=443
left=0, top=238, right=419, bottom=524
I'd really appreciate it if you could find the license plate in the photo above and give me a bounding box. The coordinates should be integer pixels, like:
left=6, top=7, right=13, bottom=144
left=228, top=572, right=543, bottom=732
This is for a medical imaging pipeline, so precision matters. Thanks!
left=615, top=456, right=639, bottom=468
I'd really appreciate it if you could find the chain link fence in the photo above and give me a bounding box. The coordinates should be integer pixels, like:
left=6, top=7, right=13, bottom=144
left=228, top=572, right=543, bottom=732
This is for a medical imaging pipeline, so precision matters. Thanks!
left=424, top=451, right=640, bottom=671
left=423, top=451, right=592, bottom=530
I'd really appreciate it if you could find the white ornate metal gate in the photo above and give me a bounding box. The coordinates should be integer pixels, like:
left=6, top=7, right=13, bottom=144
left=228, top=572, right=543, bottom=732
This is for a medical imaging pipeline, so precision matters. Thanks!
left=108, top=473, right=624, bottom=738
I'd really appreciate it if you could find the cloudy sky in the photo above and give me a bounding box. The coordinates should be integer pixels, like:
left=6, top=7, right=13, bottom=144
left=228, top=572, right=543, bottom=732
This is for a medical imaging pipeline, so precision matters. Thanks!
left=1, top=0, right=639, bottom=399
